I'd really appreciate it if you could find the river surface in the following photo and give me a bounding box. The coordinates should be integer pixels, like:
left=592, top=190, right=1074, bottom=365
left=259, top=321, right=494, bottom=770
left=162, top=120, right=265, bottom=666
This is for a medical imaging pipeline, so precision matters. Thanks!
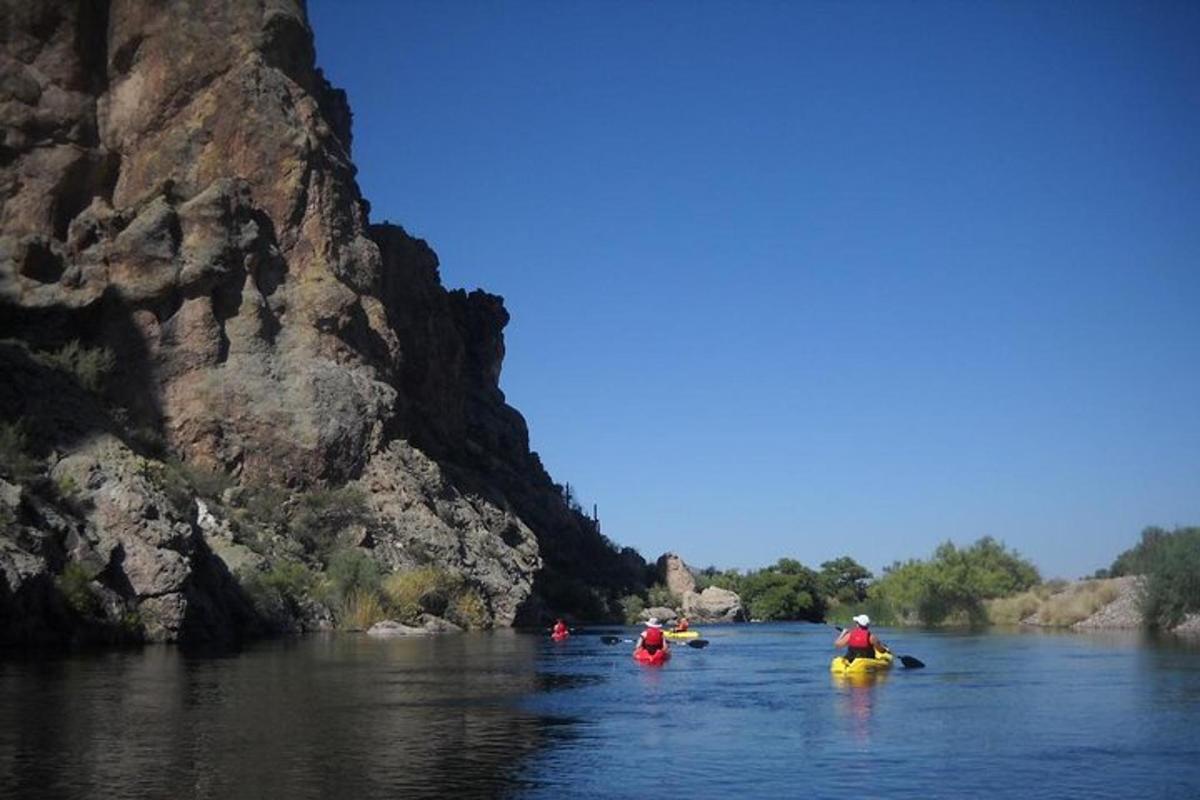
left=3, top=623, right=1200, bottom=799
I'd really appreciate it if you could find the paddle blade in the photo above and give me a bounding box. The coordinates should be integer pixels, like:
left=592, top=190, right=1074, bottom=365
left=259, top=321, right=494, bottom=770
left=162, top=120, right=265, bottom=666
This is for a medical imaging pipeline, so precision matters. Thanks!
left=600, top=635, right=621, bottom=645
left=899, top=654, right=925, bottom=669
left=686, top=639, right=710, bottom=649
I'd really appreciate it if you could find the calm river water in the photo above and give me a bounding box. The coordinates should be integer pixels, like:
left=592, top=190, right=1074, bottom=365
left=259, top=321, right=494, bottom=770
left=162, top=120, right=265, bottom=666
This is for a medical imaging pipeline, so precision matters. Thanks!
left=2, top=623, right=1199, bottom=799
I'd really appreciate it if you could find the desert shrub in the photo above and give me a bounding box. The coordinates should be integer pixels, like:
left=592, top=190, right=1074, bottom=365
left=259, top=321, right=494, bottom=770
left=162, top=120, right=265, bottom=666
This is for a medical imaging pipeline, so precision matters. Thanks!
left=619, top=593, right=646, bottom=624
left=172, top=460, right=233, bottom=500
left=41, top=341, right=115, bottom=393
left=446, top=586, right=490, bottom=630
left=341, top=589, right=387, bottom=631
left=1139, top=528, right=1200, bottom=629
left=239, top=560, right=317, bottom=621
left=0, top=422, right=40, bottom=482
left=291, top=487, right=370, bottom=562
left=325, top=548, right=382, bottom=610
left=58, top=561, right=101, bottom=617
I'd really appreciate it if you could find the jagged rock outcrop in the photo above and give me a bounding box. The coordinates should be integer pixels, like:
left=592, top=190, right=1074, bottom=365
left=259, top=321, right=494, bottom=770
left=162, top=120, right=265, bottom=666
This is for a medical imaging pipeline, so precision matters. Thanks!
left=656, top=552, right=696, bottom=597
left=0, top=0, right=646, bottom=644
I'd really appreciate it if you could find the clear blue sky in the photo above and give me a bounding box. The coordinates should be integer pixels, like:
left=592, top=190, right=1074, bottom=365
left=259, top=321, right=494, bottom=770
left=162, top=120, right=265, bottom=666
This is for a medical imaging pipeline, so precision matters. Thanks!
left=308, top=0, right=1199, bottom=579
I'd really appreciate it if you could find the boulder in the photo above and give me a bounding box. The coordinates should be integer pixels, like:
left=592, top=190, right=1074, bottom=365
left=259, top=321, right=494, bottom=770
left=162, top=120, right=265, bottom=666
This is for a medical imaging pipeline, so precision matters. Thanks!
left=682, top=587, right=747, bottom=623
left=640, top=606, right=677, bottom=623
left=418, top=613, right=463, bottom=633
left=367, top=620, right=430, bottom=637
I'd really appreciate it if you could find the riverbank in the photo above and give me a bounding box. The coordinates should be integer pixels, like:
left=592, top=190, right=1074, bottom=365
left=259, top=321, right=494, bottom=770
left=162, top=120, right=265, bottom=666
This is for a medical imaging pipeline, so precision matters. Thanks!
left=986, top=576, right=1199, bottom=634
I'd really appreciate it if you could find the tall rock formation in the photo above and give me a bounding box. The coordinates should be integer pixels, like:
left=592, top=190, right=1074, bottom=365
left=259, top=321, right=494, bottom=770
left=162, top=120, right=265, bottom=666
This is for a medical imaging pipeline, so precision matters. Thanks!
left=0, top=0, right=647, bottom=644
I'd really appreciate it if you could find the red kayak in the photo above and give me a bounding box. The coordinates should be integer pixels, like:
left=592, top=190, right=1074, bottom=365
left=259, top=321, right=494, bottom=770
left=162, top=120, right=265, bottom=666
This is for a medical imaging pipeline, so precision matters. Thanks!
left=551, top=630, right=570, bottom=642
left=633, top=647, right=670, bottom=666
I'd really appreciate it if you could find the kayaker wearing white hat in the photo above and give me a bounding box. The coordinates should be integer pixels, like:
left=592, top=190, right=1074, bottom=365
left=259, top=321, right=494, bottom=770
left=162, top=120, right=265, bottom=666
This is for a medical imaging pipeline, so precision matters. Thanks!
left=834, top=614, right=890, bottom=662
left=634, top=617, right=669, bottom=657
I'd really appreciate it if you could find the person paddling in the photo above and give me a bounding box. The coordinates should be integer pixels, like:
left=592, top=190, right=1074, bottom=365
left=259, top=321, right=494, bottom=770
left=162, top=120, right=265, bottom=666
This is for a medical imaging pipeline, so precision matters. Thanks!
left=635, top=617, right=669, bottom=657
left=673, top=617, right=690, bottom=632
left=834, top=614, right=888, bottom=662
left=551, top=618, right=569, bottom=639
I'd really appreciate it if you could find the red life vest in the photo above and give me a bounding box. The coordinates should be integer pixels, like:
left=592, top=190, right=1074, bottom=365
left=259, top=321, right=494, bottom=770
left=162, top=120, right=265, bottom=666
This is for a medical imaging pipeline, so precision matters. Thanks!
left=848, top=627, right=872, bottom=649
left=553, top=622, right=568, bottom=635
left=643, top=627, right=665, bottom=647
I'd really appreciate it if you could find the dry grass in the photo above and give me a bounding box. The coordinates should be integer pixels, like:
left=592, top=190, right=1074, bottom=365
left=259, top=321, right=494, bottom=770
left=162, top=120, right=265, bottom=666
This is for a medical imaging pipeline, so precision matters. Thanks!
left=341, top=589, right=387, bottom=631
left=383, top=567, right=459, bottom=622
left=986, top=579, right=1121, bottom=626
left=986, top=591, right=1043, bottom=625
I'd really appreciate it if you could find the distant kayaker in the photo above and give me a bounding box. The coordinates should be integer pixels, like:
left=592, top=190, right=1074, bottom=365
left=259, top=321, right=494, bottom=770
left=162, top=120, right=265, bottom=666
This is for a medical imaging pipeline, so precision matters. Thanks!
left=635, top=617, right=669, bottom=656
left=834, top=614, right=888, bottom=662
left=674, top=617, right=690, bottom=632
left=552, top=619, right=569, bottom=638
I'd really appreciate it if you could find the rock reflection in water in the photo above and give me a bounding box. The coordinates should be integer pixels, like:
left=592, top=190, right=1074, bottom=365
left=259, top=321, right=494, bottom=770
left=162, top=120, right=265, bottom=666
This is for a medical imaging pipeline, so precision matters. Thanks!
left=0, top=632, right=552, bottom=799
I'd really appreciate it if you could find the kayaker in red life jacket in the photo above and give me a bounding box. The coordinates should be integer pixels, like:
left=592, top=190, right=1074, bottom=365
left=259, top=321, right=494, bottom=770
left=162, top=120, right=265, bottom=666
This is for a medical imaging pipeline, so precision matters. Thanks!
left=552, top=619, right=568, bottom=637
left=834, top=614, right=889, bottom=662
left=674, top=617, right=689, bottom=632
left=635, top=617, right=669, bottom=655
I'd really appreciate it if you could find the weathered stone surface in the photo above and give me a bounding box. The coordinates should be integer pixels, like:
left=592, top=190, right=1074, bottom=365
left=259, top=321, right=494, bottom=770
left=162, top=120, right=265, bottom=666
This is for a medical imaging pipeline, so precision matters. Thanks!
left=683, top=587, right=747, bottom=623
left=0, top=0, right=649, bottom=644
left=640, top=606, right=678, bottom=623
left=367, top=620, right=429, bottom=637
left=656, top=552, right=696, bottom=597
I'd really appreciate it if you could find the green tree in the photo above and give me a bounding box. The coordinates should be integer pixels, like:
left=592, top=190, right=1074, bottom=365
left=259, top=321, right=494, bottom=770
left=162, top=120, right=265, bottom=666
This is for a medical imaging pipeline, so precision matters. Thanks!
left=819, top=556, right=873, bottom=603
left=869, top=537, right=1039, bottom=625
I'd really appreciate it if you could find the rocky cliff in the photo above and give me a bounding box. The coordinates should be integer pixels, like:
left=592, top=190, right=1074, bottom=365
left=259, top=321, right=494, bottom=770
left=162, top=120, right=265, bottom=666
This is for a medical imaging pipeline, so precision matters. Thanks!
left=0, top=0, right=648, bottom=645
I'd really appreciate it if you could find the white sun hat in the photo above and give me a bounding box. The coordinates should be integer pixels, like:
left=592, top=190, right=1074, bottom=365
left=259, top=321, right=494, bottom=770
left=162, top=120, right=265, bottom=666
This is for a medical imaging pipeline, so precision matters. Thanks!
left=853, top=614, right=871, bottom=627
left=646, top=617, right=663, bottom=628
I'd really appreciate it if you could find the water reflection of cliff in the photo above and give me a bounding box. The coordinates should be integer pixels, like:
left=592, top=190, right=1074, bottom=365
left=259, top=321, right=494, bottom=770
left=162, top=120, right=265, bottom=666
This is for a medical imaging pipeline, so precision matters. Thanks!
left=0, top=633, right=553, bottom=799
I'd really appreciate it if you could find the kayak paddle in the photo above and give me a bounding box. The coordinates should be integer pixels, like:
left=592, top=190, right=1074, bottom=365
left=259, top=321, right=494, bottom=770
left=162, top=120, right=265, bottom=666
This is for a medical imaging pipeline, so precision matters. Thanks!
left=831, top=625, right=925, bottom=669
left=600, top=635, right=709, bottom=649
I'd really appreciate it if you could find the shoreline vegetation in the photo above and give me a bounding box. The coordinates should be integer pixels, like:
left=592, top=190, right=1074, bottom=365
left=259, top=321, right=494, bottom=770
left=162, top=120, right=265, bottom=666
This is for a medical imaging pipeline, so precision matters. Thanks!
left=3, top=411, right=1197, bottom=642
left=677, top=528, right=1200, bottom=635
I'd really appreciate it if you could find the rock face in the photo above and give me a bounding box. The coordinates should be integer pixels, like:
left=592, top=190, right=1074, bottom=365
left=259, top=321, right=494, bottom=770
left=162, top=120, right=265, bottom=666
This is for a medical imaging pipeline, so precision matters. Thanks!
left=682, top=587, right=747, bottom=623
left=0, top=0, right=647, bottom=644
left=656, top=552, right=696, bottom=597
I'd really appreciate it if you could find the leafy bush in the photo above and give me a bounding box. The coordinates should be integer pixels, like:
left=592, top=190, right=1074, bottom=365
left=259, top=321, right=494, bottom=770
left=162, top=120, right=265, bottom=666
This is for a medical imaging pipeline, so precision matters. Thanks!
left=619, top=593, right=646, bottom=624
left=58, top=561, right=101, bottom=617
left=869, top=537, right=1040, bottom=625
left=1138, top=528, right=1200, bottom=629
left=1106, top=526, right=1189, bottom=578
left=986, top=579, right=1113, bottom=626
left=646, top=583, right=678, bottom=609
left=41, top=341, right=115, bottom=393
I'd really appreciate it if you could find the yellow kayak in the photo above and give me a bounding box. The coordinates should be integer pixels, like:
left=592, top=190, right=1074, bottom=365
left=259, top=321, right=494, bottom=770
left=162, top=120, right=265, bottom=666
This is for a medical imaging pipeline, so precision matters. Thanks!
left=830, top=650, right=894, bottom=674
left=664, top=630, right=699, bottom=640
